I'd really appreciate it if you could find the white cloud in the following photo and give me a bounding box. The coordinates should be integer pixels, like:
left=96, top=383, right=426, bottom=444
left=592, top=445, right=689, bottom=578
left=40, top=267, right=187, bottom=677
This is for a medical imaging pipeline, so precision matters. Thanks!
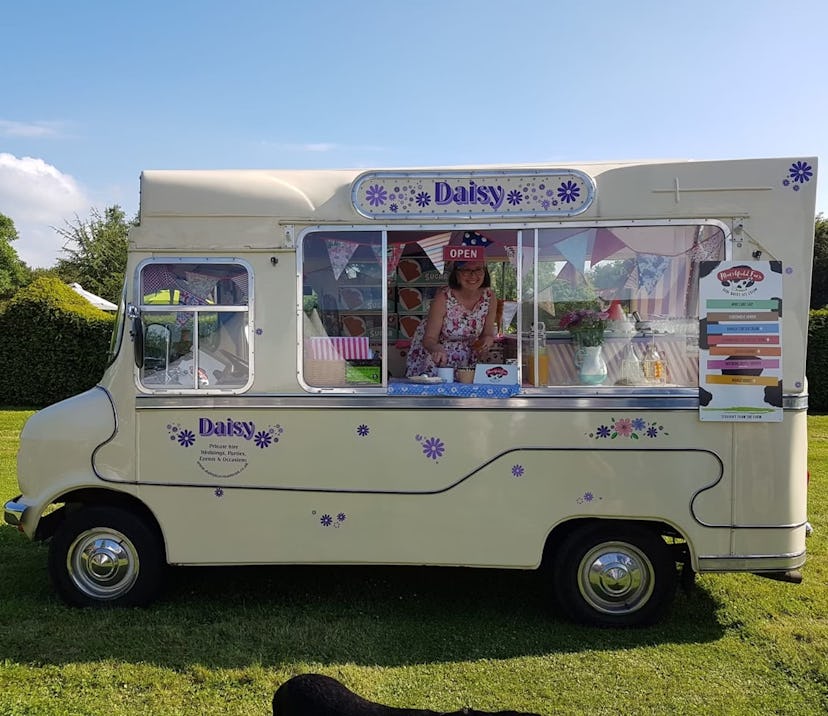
left=0, top=120, right=63, bottom=138
left=0, top=153, right=93, bottom=268
left=258, top=140, right=386, bottom=153
left=259, top=141, right=339, bottom=153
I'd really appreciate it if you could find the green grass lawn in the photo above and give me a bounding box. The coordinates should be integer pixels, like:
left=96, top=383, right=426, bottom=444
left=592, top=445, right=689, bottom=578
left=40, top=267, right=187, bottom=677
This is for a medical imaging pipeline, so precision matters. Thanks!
left=1, top=408, right=826, bottom=715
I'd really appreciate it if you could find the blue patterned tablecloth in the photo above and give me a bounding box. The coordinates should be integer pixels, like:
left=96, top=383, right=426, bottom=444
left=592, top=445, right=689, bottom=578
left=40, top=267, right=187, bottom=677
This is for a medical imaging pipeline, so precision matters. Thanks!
left=387, top=381, right=520, bottom=398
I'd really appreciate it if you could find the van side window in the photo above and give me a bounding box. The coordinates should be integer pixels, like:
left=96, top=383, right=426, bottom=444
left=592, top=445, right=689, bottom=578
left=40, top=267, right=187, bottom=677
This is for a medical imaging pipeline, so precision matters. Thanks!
left=137, top=261, right=251, bottom=391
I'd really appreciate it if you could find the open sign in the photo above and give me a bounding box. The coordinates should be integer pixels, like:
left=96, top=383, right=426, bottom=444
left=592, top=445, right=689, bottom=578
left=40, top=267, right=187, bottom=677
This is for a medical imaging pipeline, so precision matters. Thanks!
left=443, top=245, right=484, bottom=262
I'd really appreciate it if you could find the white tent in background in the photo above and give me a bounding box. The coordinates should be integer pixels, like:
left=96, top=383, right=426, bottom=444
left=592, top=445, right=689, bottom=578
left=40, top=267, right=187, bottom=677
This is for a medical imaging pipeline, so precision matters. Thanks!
left=70, top=283, right=118, bottom=311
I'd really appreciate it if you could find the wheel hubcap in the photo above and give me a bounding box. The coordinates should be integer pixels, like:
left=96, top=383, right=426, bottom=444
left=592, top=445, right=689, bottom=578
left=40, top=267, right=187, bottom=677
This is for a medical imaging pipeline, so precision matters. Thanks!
left=67, top=529, right=140, bottom=600
left=578, top=541, right=654, bottom=615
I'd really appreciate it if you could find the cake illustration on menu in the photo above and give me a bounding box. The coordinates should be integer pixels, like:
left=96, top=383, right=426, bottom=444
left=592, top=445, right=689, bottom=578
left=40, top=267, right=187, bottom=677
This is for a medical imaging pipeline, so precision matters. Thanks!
left=397, top=259, right=423, bottom=282
left=398, top=287, right=423, bottom=311
left=399, top=315, right=422, bottom=338
left=342, top=315, right=367, bottom=337
left=339, top=287, right=365, bottom=309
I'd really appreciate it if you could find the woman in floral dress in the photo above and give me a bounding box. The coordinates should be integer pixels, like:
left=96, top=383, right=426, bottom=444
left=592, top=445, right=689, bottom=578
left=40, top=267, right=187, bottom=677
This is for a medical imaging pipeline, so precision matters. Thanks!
left=405, top=261, right=497, bottom=377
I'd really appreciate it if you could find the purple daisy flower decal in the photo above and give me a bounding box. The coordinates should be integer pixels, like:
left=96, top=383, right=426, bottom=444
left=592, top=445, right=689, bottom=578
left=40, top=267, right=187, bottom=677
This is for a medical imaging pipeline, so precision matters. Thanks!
left=632, top=418, right=646, bottom=431
left=511, top=464, right=525, bottom=478
left=357, top=424, right=369, bottom=437
left=177, top=430, right=195, bottom=447
left=583, top=492, right=594, bottom=502
left=646, top=426, right=659, bottom=437
left=214, top=487, right=224, bottom=498
left=596, top=425, right=611, bottom=438
left=337, top=513, right=346, bottom=522
left=507, top=189, right=523, bottom=206
left=789, top=161, right=813, bottom=184
left=365, top=184, right=387, bottom=206
left=320, top=514, right=333, bottom=527
left=557, top=180, right=581, bottom=203
left=254, top=431, right=272, bottom=449
left=416, top=191, right=431, bottom=207
left=422, top=437, right=445, bottom=460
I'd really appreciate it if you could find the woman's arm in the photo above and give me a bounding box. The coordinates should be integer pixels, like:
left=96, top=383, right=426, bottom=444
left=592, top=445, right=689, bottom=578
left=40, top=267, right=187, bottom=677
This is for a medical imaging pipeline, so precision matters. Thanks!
left=473, top=289, right=498, bottom=353
left=421, top=290, right=449, bottom=366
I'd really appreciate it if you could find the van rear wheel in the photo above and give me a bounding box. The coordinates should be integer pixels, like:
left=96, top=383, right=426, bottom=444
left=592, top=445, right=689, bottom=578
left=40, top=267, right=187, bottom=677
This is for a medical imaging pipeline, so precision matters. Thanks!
left=48, top=506, right=164, bottom=607
left=552, top=522, right=677, bottom=627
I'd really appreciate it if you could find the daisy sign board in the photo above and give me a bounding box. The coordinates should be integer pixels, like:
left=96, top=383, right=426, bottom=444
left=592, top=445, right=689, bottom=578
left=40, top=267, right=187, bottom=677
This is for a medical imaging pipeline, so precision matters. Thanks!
left=351, top=169, right=595, bottom=219
left=698, top=261, right=783, bottom=422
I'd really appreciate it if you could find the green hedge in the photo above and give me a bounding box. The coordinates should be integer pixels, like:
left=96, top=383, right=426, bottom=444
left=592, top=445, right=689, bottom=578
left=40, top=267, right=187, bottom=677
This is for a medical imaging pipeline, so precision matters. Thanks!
left=0, top=277, right=115, bottom=407
left=808, top=309, right=828, bottom=413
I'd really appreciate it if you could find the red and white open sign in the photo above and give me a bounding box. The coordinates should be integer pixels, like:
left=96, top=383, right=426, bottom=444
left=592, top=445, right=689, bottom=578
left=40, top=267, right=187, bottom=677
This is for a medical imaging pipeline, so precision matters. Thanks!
left=443, top=245, right=484, bottom=262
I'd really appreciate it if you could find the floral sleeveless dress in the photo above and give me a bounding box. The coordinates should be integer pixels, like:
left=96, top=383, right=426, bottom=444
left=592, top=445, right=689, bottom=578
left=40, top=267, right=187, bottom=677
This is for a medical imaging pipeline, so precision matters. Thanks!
left=405, top=286, right=493, bottom=377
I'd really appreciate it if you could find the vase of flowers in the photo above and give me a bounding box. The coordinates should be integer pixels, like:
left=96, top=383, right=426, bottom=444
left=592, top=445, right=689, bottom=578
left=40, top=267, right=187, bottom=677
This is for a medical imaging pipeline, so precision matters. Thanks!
left=559, top=308, right=609, bottom=385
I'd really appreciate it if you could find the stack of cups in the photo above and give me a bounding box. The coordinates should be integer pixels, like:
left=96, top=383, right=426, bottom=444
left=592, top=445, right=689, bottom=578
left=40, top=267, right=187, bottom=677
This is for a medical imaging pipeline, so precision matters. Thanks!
left=437, top=367, right=455, bottom=382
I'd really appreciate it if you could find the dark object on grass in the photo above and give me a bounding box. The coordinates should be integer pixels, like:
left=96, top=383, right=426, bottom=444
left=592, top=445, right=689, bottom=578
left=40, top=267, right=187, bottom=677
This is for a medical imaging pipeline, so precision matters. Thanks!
left=273, top=673, right=542, bottom=716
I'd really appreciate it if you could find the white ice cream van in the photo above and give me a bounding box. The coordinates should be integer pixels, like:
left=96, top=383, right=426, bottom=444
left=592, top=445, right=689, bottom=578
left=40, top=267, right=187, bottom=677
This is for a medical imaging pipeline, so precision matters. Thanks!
left=4, top=157, right=818, bottom=625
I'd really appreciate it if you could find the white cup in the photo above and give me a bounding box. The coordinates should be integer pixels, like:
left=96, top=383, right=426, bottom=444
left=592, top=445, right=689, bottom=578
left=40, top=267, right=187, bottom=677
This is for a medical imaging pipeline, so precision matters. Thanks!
left=436, top=367, right=454, bottom=382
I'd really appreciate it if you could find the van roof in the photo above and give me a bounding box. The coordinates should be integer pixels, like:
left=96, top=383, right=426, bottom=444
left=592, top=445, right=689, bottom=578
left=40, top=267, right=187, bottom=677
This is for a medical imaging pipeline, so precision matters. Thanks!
left=138, top=160, right=677, bottom=222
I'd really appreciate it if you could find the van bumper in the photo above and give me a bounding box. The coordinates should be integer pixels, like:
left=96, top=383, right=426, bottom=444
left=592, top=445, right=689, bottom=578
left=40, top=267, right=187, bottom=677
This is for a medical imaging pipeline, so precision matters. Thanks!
left=4, top=496, right=27, bottom=530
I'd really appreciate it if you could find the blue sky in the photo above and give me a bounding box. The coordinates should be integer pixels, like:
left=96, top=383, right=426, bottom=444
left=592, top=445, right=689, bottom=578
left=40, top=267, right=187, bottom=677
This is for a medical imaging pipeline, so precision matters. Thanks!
left=2, top=0, right=826, bottom=267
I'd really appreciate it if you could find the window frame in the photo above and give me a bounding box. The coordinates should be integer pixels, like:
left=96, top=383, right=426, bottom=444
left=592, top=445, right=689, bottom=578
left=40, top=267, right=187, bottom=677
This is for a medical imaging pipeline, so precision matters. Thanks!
left=133, top=256, right=254, bottom=395
left=296, top=219, right=731, bottom=394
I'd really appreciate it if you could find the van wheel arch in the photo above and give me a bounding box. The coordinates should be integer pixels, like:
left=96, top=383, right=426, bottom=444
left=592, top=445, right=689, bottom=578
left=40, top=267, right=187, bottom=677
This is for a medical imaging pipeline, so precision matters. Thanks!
left=35, top=489, right=165, bottom=554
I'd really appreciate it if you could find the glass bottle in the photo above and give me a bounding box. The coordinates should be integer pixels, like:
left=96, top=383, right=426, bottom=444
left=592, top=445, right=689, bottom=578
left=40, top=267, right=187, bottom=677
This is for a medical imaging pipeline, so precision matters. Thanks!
left=620, top=344, right=644, bottom=384
left=642, top=344, right=665, bottom=383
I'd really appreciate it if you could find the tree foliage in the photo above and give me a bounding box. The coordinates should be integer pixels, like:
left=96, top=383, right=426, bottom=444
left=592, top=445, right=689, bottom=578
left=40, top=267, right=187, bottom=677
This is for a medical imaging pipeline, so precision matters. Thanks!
left=0, top=213, right=31, bottom=301
left=55, top=205, right=133, bottom=304
left=812, top=213, right=828, bottom=309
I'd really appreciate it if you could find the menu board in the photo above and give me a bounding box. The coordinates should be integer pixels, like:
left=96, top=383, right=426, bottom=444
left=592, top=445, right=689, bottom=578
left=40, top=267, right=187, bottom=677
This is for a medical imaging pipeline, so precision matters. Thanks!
left=698, top=261, right=783, bottom=422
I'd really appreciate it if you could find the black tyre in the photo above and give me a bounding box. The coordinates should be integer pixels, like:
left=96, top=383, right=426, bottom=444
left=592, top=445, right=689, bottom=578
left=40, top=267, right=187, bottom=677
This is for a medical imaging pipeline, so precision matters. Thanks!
left=552, top=522, right=677, bottom=627
left=48, top=506, right=164, bottom=607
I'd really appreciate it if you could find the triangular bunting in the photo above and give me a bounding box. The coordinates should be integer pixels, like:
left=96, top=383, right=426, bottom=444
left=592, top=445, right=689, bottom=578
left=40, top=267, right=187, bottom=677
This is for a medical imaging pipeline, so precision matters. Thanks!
left=417, top=232, right=451, bottom=274
left=590, top=229, right=626, bottom=264
left=386, top=244, right=404, bottom=277
left=326, top=239, right=359, bottom=280
left=504, top=245, right=518, bottom=269
left=555, top=229, right=593, bottom=274
left=556, top=262, right=580, bottom=284
left=636, top=254, right=671, bottom=294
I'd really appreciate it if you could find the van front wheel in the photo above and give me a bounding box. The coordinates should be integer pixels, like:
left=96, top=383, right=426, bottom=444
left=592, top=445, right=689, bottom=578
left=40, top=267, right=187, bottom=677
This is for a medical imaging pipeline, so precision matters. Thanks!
left=552, top=522, right=677, bottom=627
left=48, top=506, right=164, bottom=607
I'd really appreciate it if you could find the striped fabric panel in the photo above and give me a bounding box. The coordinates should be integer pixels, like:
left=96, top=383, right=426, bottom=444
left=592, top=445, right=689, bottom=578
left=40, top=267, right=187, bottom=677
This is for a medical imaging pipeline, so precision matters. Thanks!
left=309, top=337, right=371, bottom=360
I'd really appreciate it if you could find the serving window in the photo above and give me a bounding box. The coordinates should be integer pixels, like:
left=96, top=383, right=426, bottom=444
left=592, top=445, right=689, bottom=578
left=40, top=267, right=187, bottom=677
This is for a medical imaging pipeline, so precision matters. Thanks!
left=521, top=224, right=725, bottom=388
left=299, top=223, right=725, bottom=392
left=137, top=260, right=251, bottom=392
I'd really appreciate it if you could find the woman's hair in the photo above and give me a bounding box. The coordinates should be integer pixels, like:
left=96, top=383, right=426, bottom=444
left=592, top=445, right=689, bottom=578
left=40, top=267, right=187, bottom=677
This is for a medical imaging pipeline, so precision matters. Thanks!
left=448, top=262, right=491, bottom=289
